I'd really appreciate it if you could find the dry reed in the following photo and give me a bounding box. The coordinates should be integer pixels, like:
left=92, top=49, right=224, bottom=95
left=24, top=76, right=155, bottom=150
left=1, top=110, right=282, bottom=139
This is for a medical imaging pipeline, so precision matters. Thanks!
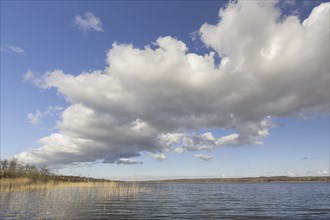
left=0, top=178, right=150, bottom=197
left=1, top=179, right=151, bottom=219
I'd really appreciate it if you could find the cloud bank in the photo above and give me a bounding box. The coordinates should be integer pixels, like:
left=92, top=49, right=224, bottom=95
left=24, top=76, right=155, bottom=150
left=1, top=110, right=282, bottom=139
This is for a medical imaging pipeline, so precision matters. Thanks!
left=17, top=1, right=329, bottom=167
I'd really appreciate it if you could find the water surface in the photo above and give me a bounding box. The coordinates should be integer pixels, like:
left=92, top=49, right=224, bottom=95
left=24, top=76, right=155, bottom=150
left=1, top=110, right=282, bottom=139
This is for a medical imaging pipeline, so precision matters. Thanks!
left=1, top=182, right=329, bottom=219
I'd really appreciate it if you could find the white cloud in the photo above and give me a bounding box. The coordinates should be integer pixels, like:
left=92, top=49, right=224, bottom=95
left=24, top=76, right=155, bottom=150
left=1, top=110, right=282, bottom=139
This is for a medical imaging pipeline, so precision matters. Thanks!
left=27, top=106, right=63, bottom=126
left=286, top=171, right=295, bottom=176
left=8, top=46, right=24, bottom=54
left=23, top=70, right=34, bottom=80
left=194, top=154, right=214, bottom=161
left=73, top=12, right=103, bottom=33
left=17, top=2, right=329, bottom=167
left=166, top=117, right=274, bottom=153
left=316, top=170, right=329, bottom=176
left=306, top=170, right=329, bottom=176
left=1, top=45, right=24, bottom=54
left=151, top=153, right=167, bottom=161
left=23, top=70, right=46, bottom=88
left=27, top=110, right=43, bottom=125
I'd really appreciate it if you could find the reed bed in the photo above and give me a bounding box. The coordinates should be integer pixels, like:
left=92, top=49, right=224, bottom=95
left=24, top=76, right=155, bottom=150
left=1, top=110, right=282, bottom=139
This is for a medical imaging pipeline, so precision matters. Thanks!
left=1, top=178, right=57, bottom=192
left=1, top=179, right=151, bottom=219
left=0, top=178, right=150, bottom=197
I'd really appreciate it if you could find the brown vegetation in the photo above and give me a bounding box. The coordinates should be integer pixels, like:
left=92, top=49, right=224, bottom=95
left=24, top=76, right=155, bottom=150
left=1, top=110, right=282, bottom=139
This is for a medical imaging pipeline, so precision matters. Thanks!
left=0, top=159, right=121, bottom=192
left=0, top=159, right=111, bottom=183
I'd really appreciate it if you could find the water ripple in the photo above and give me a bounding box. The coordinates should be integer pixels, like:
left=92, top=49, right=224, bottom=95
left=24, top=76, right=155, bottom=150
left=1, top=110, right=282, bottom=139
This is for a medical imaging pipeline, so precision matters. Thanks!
left=1, top=182, right=329, bottom=219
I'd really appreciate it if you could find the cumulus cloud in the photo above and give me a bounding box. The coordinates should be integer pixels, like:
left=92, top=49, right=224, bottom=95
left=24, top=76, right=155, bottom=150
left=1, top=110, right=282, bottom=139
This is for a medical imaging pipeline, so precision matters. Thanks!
left=17, top=2, right=329, bottom=167
left=194, top=154, right=214, bottom=161
left=152, top=153, right=167, bottom=161
left=73, top=12, right=103, bottom=32
left=23, top=70, right=47, bottom=88
left=172, top=117, right=275, bottom=153
left=27, top=106, right=63, bottom=126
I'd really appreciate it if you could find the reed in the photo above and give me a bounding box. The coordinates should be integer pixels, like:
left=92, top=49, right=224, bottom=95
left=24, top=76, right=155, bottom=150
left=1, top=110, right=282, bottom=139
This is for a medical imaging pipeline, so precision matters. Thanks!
left=0, top=178, right=56, bottom=192
left=0, top=178, right=150, bottom=197
left=1, top=159, right=151, bottom=199
left=1, top=180, right=151, bottom=219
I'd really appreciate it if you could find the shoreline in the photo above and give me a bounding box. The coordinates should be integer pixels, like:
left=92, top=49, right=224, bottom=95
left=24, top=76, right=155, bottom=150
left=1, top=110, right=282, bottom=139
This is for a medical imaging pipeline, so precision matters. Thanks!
left=142, top=176, right=330, bottom=183
left=1, top=175, right=329, bottom=192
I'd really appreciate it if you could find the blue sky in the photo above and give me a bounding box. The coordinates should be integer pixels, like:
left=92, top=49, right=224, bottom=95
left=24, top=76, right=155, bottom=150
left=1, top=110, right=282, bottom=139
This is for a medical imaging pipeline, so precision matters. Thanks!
left=1, top=0, right=329, bottom=180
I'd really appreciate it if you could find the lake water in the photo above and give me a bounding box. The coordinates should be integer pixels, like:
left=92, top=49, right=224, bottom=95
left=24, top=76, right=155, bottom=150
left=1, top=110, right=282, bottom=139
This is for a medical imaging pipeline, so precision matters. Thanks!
left=1, top=182, right=329, bottom=219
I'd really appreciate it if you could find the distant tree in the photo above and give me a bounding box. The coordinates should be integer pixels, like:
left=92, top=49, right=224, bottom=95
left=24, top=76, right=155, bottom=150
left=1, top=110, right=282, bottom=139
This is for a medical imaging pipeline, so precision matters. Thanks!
left=1, top=159, right=9, bottom=170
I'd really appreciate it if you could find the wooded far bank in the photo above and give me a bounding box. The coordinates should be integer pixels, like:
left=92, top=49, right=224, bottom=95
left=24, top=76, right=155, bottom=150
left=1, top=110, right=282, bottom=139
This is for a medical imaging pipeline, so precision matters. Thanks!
left=145, top=176, right=330, bottom=183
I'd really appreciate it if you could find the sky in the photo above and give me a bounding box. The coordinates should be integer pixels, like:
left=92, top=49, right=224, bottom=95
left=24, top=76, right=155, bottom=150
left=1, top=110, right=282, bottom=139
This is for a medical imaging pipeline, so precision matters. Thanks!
left=1, top=0, right=329, bottom=180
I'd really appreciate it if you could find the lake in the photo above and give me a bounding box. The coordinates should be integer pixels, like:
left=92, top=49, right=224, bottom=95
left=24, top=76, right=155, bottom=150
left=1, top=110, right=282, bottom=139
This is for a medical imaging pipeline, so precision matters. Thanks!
left=1, top=182, right=329, bottom=219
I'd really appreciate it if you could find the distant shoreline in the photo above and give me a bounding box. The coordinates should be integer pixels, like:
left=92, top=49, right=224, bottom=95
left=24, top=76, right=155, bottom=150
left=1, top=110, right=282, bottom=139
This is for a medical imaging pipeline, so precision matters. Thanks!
left=143, top=176, right=330, bottom=183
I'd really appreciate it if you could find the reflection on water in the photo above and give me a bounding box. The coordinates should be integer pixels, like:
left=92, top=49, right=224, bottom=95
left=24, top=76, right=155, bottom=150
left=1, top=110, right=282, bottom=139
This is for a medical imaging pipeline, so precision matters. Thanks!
left=1, top=182, right=329, bottom=219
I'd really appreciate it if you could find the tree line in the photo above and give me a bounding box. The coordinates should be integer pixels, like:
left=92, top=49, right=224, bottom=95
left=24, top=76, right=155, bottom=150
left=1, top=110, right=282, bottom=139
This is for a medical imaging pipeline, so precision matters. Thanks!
left=148, top=175, right=330, bottom=183
left=1, top=158, right=51, bottom=182
left=0, top=158, right=111, bottom=183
